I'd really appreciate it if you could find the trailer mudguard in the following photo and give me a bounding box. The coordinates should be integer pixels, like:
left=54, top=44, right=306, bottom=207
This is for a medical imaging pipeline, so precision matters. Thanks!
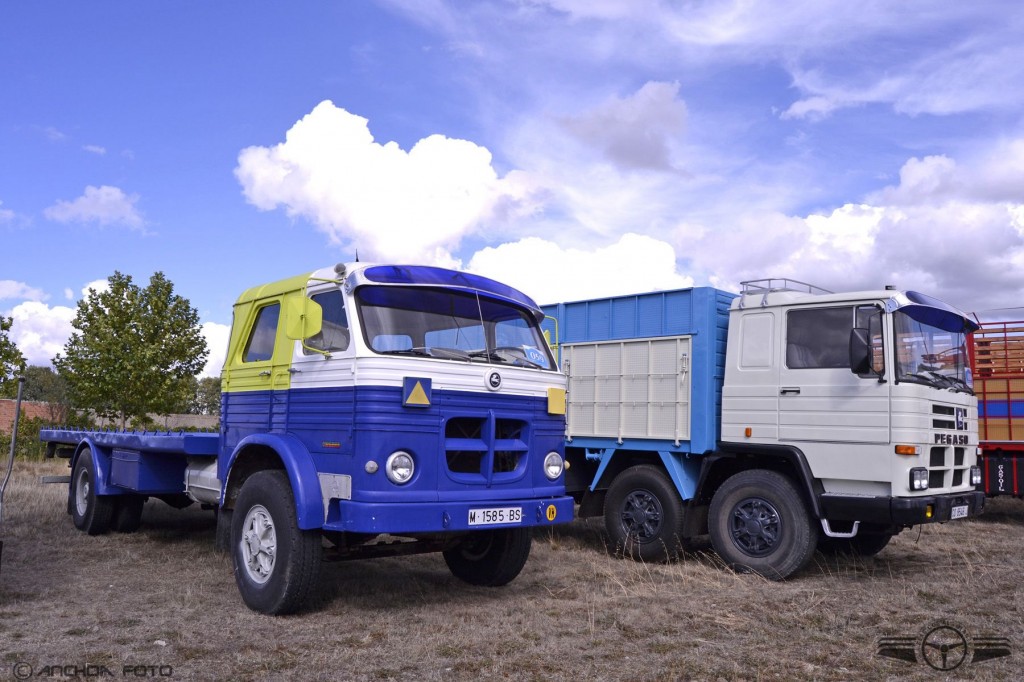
left=657, top=452, right=702, bottom=501
left=70, top=439, right=122, bottom=497
left=222, top=433, right=323, bottom=530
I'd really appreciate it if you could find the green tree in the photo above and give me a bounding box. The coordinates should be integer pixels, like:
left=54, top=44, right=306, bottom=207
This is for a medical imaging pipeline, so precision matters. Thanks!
left=20, top=365, right=75, bottom=422
left=1, top=315, right=26, bottom=398
left=192, top=376, right=222, bottom=416
left=54, top=271, right=209, bottom=428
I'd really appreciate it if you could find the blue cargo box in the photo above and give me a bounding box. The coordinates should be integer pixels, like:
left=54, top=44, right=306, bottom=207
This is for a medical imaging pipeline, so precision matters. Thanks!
left=541, top=286, right=735, bottom=455
left=111, top=449, right=188, bottom=494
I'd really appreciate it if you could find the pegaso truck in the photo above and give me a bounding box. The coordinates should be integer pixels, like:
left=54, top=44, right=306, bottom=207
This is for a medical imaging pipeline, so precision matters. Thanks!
left=542, top=278, right=984, bottom=579
left=41, top=263, right=573, bottom=614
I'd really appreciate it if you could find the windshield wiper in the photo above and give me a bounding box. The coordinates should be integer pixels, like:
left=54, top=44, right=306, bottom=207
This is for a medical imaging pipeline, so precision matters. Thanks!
left=468, top=348, right=544, bottom=369
left=902, top=370, right=966, bottom=392
left=380, top=348, right=431, bottom=357
left=901, top=372, right=948, bottom=389
left=944, top=375, right=975, bottom=395
left=382, top=347, right=471, bottom=361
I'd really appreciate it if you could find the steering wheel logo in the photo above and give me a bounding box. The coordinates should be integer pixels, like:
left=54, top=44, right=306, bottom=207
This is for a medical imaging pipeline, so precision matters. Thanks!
left=921, top=624, right=969, bottom=671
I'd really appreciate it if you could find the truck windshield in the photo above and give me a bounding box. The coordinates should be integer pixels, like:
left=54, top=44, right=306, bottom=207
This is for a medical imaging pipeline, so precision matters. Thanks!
left=894, top=311, right=972, bottom=394
left=355, top=286, right=555, bottom=370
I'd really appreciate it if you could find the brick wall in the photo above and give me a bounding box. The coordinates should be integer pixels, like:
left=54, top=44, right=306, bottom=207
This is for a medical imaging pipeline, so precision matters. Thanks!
left=0, top=399, right=62, bottom=434
left=1, top=400, right=218, bottom=433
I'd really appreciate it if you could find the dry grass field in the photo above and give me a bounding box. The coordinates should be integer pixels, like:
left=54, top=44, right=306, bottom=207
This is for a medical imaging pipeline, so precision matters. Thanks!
left=1, top=460, right=1022, bottom=681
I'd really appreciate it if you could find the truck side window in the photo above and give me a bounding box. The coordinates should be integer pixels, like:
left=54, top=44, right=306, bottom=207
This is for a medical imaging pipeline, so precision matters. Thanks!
left=243, top=303, right=280, bottom=363
left=305, top=290, right=350, bottom=354
left=786, top=307, right=853, bottom=369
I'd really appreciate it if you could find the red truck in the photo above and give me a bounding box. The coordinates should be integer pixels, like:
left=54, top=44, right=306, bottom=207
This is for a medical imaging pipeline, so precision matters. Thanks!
left=970, top=319, right=1024, bottom=496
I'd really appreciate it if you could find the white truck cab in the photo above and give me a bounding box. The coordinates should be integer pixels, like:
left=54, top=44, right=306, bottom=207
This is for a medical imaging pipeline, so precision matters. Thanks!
left=721, top=279, right=983, bottom=541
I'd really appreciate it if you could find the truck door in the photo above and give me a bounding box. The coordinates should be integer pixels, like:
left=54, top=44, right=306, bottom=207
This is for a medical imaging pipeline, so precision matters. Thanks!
left=288, top=287, right=356, bottom=457
left=778, top=305, right=891, bottom=478
left=222, top=298, right=293, bottom=447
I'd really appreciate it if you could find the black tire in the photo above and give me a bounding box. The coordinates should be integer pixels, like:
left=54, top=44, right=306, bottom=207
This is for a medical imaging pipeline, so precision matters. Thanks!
left=111, top=496, right=146, bottom=533
left=604, top=465, right=685, bottom=562
left=818, top=532, right=892, bottom=557
left=70, top=450, right=114, bottom=536
left=708, top=469, right=818, bottom=580
left=443, top=527, right=532, bottom=586
left=231, top=471, right=322, bottom=615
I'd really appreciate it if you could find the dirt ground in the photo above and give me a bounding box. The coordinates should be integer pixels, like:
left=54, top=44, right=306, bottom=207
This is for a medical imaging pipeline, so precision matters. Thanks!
left=1, top=460, right=1022, bottom=681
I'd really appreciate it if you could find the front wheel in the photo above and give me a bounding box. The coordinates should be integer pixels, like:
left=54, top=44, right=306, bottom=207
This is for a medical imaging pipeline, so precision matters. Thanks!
left=708, top=469, right=818, bottom=580
left=231, top=471, right=323, bottom=615
left=70, top=450, right=114, bottom=535
left=604, top=465, right=685, bottom=562
left=443, top=528, right=532, bottom=586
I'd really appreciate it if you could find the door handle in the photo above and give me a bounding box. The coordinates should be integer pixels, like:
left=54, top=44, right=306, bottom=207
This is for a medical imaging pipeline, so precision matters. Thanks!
left=259, top=370, right=272, bottom=377
left=780, top=387, right=801, bottom=395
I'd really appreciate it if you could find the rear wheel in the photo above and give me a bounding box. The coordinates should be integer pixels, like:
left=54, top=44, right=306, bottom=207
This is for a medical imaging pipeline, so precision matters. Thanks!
left=231, top=471, right=322, bottom=615
left=708, top=469, right=818, bottom=580
left=443, top=528, right=532, bottom=586
left=604, top=465, right=685, bottom=562
left=71, top=450, right=114, bottom=535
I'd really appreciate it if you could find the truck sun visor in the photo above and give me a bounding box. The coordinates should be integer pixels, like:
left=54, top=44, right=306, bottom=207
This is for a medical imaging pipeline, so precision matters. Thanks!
left=358, top=265, right=544, bottom=322
left=886, top=290, right=980, bottom=333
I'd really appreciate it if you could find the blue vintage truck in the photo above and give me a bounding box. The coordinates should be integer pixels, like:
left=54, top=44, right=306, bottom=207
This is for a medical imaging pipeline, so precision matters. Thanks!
left=41, top=263, right=572, bottom=614
left=543, top=279, right=984, bottom=579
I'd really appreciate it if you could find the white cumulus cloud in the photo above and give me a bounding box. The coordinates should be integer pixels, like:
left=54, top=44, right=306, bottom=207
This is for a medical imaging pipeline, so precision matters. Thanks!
left=0, top=280, right=48, bottom=302
left=664, top=139, right=1024, bottom=313
left=43, top=185, right=145, bottom=229
left=559, top=81, right=688, bottom=172
left=201, top=322, right=230, bottom=378
left=235, top=100, right=531, bottom=265
left=7, top=301, right=76, bottom=367
left=467, top=233, right=693, bottom=303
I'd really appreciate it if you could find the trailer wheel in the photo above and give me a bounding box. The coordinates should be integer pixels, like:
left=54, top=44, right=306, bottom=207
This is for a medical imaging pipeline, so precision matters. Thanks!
left=708, top=469, right=818, bottom=580
left=71, top=450, right=114, bottom=535
left=818, top=532, right=892, bottom=557
left=443, top=528, right=532, bottom=586
left=111, top=496, right=145, bottom=533
left=604, top=465, right=685, bottom=562
left=231, top=471, right=322, bottom=615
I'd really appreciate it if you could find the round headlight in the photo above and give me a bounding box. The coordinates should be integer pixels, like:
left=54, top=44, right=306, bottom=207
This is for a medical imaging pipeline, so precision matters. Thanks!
left=386, top=451, right=415, bottom=484
left=543, top=451, right=564, bottom=480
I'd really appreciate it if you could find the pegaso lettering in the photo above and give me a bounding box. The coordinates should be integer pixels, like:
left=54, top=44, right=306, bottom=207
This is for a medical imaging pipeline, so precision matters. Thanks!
left=935, top=433, right=969, bottom=445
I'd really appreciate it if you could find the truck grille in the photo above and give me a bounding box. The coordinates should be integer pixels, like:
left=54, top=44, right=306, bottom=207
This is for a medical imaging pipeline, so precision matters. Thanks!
left=927, top=445, right=970, bottom=491
left=444, top=416, right=528, bottom=481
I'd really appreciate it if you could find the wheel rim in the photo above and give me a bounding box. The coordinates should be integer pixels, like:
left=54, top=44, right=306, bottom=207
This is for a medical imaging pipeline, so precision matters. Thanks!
left=728, top=497, right=782, bottom=557
left=620, top=489, right=663, bottom=542
left=240, top=504, right=277, bottom=584
left=74, top=466, right=90, bottom=517
left=457, top=532, right=495, bottom=560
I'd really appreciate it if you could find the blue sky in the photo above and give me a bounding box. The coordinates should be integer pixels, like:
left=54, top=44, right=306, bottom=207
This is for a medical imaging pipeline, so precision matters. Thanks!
left=3, top=1, right=1024, bottom=376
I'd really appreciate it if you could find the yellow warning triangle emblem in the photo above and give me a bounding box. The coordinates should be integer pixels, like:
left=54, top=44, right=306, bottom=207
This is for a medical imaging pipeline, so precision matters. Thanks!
left=406, top=381, right=431, bottom=406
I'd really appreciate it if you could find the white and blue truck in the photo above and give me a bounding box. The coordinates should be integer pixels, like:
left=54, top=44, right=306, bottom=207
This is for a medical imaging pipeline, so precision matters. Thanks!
left=41, top=263, right=573, bottom=614
left=543, top=278, right=985, bottom=579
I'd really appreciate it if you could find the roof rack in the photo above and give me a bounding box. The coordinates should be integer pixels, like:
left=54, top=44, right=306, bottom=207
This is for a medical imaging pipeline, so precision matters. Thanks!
left=741, top=278, right=832, bottom=295
left=738, top=278, right=832, bottom=309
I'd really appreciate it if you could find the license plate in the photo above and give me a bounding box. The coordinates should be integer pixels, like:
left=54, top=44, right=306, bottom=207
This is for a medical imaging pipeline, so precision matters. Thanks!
left=951, top=505, right=968, bottom=519
left=468, top=507, right=522, bottom=526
